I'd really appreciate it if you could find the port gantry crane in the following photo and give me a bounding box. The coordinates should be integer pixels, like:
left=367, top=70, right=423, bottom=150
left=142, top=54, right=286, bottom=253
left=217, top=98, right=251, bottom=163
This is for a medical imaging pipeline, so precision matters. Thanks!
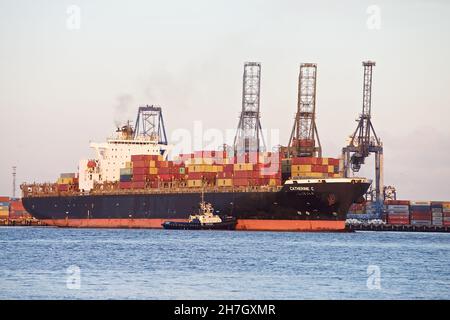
left=234, top=62, right=266, bottom=155
left=287, top=63, right=322, bottom=158
left=342, top=61, right=384, bottom=204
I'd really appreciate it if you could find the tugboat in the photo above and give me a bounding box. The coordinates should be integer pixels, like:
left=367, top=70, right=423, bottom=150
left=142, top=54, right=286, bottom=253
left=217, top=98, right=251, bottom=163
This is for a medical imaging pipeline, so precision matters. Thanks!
left=162, top=192, right=237, bottom=230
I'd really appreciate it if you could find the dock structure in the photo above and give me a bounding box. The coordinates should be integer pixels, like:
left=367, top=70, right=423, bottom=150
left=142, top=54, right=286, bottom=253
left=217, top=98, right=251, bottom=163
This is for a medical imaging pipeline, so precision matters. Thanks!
left=347, top=223, right=450, bottom=233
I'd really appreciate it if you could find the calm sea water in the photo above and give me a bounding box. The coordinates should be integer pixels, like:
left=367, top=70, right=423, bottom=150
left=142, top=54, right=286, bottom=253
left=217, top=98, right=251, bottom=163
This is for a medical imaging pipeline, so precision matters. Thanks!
left=0, top=226, right=449, bottom=300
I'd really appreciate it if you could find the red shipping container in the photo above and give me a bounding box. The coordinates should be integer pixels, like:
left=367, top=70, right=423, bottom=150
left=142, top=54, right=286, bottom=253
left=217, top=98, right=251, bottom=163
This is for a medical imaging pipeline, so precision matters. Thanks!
left=10, top=201, right=25, bottom=210
left=292, top=157, right=311, bottom=165
left=218, top=172, right=233, bottom=179
left=159, top=174, right=173, bottom=181
left=58, top=184, right=69, bottom=192
left=234, top=171, right=249, bottom=178
left=133, top=155, right=161, bottom=161
left=132, top=182, right=146, bottom=189
left=119, top=182, right=132, bottom=189
left=387, top=219, right=409, bottom=225
left=188, top=172, right=204, bottom=180
left=203, top=172, right=217, bottom=180
left=0, top=196, right=10, bottom=202
left=133, top=174, right=147, bottom=182
left=131, top=155, right=146, bottom=162
left=132, top=160, right=150, bottom=168
left=328, top=158, right=340, bottom=166
left=158, top=167, right=171, bottom=174
left=157, top=161, right=169, bottom=168
left=223, top=164, right=234, bottom=173
left=233, top=178, right=249, bottom=186
left=385, top=200, right=410, bottom=205
left=133, top=167, right=148, bottom=175
left=410, top=211, right=431, bottom=217
left=410, top=214, right=431, bottom=220
left=149, top=181, right=159, bottom=188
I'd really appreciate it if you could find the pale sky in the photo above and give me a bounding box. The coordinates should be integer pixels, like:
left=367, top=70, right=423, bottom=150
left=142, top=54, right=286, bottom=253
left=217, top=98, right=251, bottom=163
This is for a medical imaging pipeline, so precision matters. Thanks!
left=0, top=0, right=449, bottom=200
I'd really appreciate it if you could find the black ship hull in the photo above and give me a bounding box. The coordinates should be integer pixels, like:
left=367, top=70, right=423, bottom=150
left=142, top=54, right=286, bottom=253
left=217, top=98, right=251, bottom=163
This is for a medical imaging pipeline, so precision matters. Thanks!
left=22, top=179, right=370, bottom=231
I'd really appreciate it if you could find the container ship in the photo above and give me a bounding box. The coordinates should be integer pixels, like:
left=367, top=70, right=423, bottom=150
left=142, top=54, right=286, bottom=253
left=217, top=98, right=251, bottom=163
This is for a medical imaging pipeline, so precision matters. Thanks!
left=21, top=107, right=370, bottom=232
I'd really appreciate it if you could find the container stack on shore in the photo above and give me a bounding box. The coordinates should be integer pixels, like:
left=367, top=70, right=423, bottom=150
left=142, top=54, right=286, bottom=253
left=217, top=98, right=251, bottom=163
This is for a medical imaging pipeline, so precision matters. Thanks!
left=386, top=200, right=410, bottom=225
left=443, top=203, right=450, bottom=226
left=0, top=197, right=32, bottom=221
left=8, top=199, right=32, bottom=220
left=409, top=201, right=432, bottom=226
left=0, top=196, right=9, bottom=220
left=350, top=200, right=450, bottom=227
left=431, top=202, right=443, bottom=226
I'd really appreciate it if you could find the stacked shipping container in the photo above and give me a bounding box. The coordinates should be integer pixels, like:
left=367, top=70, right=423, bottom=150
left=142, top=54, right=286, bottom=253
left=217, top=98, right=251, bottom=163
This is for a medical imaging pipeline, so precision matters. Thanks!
left=117, top=151, right=285, bottom=190
left=349, top=200, right=450, bottom=227
left=409, top=201, right=432, bottom=226
left=443, top=203, right=450, bottom=226
left=289, top=157, right=342, bottom=179
left=8, top=199, right=32, bottom=219
left=0, top=196, right=9, bottom=220
left=0, top=197, right=32, bottom=220
left=385, top=200, right=410, bottom=225
left=56, top=173, right=79, bottom=192
left=431, top=202, right=443, bottom=226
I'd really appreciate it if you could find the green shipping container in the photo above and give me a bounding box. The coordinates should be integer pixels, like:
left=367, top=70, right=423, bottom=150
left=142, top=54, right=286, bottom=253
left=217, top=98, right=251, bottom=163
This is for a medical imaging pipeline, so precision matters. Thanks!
left=120, top=168, right=133, bottom=175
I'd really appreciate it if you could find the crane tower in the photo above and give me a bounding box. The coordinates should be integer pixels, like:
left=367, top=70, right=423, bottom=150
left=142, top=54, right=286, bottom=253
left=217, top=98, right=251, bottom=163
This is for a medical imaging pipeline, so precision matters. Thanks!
left=288, top=63, right=322, bottom=157
left=234, top=62, right=266, bottom=154
left=342, top=61, right=383, bottom=202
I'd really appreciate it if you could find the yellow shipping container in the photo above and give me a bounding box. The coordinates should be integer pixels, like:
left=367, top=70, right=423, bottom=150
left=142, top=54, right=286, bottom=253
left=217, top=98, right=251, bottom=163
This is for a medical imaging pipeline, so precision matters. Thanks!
left=328, top=165, right=334, bottom=173
left=322, top=158, right=329, bottom=165
left=187, top=180, right=203, bottom=188
left=149, top=167, right=158, bottom=175
left=125, top=162, right=133, bottom=169
left=442, top=203, right=450, bottom=209
left=57, top=178, right=73, bottom=185
left=234, top=163, right=254, bottom=171
left=149, top=160, right=156, bottom=167
left=269, top=179, right=279, bottom=186
left=305, top=172, right=327, bottom=178
left=291, top=165, right=312, bottom=172
left=0, top=210, right=9, bottom=218
left=217, top=179, right=233, bottom=187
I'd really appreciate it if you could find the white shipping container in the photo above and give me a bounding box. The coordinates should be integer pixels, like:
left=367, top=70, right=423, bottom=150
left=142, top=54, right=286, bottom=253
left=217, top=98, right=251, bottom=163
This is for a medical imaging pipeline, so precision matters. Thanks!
left=387, top=205, right=409, bottom=210
left=410, top=201, right=431, bottom=206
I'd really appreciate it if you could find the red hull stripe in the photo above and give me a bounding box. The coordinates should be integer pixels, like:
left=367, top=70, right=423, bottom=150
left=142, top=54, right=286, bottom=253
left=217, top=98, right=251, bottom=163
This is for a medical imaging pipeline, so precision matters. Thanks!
left=237, top=219, right=345, bottom=231
left=41, top=218, right=345, bottom=231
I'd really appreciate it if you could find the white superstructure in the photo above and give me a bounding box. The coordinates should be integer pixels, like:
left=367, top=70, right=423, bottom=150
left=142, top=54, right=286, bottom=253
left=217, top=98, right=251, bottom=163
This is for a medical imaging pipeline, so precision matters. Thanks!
left=78, top=126, right=171, bottom=191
